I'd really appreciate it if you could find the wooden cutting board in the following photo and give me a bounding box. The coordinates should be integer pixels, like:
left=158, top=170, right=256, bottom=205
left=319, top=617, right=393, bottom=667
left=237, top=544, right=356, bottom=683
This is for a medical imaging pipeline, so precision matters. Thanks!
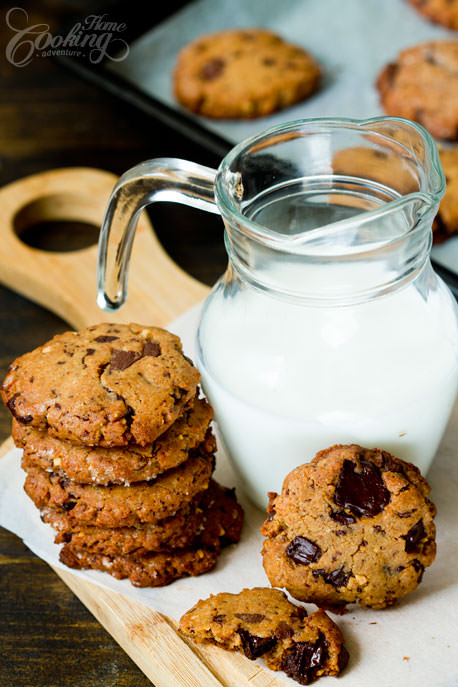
left=0, top=167, right=286, bottom=687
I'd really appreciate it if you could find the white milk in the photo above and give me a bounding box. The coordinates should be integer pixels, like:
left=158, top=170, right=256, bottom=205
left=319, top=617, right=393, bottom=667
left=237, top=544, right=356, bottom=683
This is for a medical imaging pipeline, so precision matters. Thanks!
left=197, top=264, right=458, bottom=509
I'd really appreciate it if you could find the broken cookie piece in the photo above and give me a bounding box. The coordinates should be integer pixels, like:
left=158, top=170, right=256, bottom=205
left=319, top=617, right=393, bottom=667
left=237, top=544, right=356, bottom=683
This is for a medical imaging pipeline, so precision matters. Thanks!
left=262, top=444, right=436, bottom=610
left=179, top=587, right=348, bottom=684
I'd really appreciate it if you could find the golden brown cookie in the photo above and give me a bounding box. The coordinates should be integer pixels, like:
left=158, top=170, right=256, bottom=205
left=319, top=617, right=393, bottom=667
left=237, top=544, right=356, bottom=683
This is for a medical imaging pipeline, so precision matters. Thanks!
left=408, top=0, right=458, bottom=29
left=13, top=398, right=212, bottom=485
left=22, top=442, right=215, bottom=528
left=433, top=147, right=458, bottom=240
left=59, top=543, right=220, bottom=587
left=376, top=41, right=458, bottom=141
left=262, top=444, right=436, bottom=610
left=43, top=480, right=244, bottom=556
left=332, top=146, right=419, bottom=196
left=1, top=323, right=200, bottom=447
left=179, top=588, right=348, bottom=684
left=173, top=28, right=321, bottom=119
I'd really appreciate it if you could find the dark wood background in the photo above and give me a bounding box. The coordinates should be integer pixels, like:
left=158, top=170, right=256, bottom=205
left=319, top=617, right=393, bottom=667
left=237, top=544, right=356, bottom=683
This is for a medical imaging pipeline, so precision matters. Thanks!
left=0, top=2, right=225, bottom=685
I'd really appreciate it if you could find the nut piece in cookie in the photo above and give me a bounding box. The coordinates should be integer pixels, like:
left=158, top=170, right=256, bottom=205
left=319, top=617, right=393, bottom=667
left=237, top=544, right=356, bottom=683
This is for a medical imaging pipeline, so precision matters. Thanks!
left=376, top=41, right=458, bottom=141
left=179, top=587, right=348, bottom=684
left=262, top=444, right=436, bottom=610
left=173, top=29, right=321, bottom=119
left=1, top=323, right=200, bottom=447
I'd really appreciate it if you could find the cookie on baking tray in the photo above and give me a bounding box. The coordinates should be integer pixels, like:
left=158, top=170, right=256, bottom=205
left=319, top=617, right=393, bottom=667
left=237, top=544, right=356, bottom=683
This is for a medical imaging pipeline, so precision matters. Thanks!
left=376, top=41, right=458, bottom=141
left=13, top=397, right=213, bottom=485
left=408, top=0, right=458, bottom=30
left=1, top=322, right=200, bottom=447
left=434, top=147, right=458, bottom=241
left=173, top=28, right=321, bottom=119
left=179, top=587, right=348, bottom=685
left=262, top=444, right=436, bottom=610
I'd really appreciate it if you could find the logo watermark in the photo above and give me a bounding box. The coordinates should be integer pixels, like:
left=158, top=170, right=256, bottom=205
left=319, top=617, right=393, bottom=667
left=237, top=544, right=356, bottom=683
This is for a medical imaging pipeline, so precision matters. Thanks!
left=6, top=7, right=130, bottom=67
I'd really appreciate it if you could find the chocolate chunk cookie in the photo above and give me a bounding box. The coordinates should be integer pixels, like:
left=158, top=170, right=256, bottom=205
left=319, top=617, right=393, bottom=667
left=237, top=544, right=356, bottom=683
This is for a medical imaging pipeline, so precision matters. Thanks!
left=1, top=323, right=200, bottom=447
left=43, top=480, right=244, bottom=556
left=262, top=444, right=436, bottom=610
left=408, top=0, right=458, bottom=30
left=13, top=398, right=212, bottom=485
left=376, top=41, right=458, bottom=141
left=173, top=29, right=321, bottom=119
left=332, top=146, right=419, bottom=197
left=23, top=442, right=215, bottom=527
left=60, top=543, right=220, bottom=588
left=433, top=147, right=458, bottom=241
left=179, top=588, right=348, bottom=684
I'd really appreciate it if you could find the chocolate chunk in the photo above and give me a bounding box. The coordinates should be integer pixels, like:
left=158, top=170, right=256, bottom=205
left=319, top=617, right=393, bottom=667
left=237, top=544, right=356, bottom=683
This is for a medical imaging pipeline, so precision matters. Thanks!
left=6, top=393, right=33, bottom=424
left=286, top=536, right=322, bottom=565
left=200, top=58, right=225, bottom=81
left=293, top=606, right=308, bottom=621
left=109, top=349, right=142, bottom=371
left=411, top=559, right=425, bottom=583
left=397, top=510, right=415, bottom=518
left=382, top=453, right=405, bottom=475
left=281, top=633, right=329, bottom=685
left=402, top=519, right=426, bottom=553
left=338, top=645, right=350, bottom=671
left=94, top=335, right=119, bottom=342
left=142, top=341, right=161, bottom=357
left=385, top=62, right=399, bottom=86
left=334, top=459, right=390, bottom=518
left=62, top=500, right=76, bottom=511
left=313, top=566, right=353, bottom=589
left=235, top=613, right=265, bottom=623
left=172, top=387, right=188, bottom=402
left=85, top=348, right=96, bottom=356
left=213, top=614, right=225, bottom=623
left=330, top=509, right=356, bottom=525
left=237, top=629, right=277, bottom=659
left=275, top=622, right=294, bottom=639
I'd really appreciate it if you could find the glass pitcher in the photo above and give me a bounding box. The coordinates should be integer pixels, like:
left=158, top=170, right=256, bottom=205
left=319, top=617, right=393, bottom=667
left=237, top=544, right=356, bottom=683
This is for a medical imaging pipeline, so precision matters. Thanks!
left=97, top=117, right=458, bottom=509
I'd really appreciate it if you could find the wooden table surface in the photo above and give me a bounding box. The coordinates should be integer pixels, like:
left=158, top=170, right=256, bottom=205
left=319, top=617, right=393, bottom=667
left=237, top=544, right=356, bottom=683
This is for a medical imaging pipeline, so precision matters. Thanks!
left=0, top=2, right=225, bottom=685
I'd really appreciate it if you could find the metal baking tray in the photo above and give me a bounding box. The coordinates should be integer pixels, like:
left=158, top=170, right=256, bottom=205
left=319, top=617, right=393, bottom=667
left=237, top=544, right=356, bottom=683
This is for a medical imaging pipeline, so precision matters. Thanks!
left=58, top=0, right=458, bottom=294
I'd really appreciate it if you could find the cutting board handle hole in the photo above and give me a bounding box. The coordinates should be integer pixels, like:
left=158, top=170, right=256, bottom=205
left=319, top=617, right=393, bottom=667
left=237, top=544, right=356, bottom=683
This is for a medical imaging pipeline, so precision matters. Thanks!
left=13, top=193, right=101, bottom=253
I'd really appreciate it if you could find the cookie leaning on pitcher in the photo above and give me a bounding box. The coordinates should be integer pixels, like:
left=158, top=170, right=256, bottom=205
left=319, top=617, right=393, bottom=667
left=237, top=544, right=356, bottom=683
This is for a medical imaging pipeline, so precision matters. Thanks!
left=1, top=322, right=244, bottom=587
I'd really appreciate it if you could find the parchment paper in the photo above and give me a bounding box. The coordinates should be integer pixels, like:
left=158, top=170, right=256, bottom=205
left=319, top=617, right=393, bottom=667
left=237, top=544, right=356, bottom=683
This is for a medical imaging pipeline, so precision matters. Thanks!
left=1, top=303, right=457, bottom=687
left=108, top=0, right=458, bottom=278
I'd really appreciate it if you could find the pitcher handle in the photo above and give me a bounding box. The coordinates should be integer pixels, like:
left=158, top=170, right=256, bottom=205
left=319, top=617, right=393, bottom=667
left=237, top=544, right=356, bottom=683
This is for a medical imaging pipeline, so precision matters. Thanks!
left=97, top=158, right=218, bottom=311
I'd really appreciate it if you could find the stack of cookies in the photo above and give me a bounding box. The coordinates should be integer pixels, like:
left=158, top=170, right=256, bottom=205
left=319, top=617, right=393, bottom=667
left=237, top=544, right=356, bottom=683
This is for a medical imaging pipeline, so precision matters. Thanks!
left=1, top=323, right=243, bottom=587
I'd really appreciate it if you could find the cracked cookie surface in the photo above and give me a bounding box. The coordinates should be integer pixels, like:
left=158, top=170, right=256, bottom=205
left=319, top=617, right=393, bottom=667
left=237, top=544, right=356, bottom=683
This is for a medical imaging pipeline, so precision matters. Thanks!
left=22, top=441, right=215, bottom=527
left=174, top=28, right=321, bottom=119
left=13, top=398, right=212, bottom=485
left=42, top=480, right=244, bottom=556
left=179, top=587, right=348, bottom=684
left=262, top=444, right=436, bottom=610
left=1, top=322, right=200, bottom=447
left=376, top=41, right=458, bottom=141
